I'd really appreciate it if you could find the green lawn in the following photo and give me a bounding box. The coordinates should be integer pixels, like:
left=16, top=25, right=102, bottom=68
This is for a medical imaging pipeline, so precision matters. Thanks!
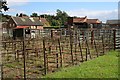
left=43, top=50, right=119, bottom=78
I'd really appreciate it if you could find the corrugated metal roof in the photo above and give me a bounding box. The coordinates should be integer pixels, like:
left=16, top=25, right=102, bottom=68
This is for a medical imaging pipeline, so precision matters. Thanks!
left=11, top=16, right=43, bottom=26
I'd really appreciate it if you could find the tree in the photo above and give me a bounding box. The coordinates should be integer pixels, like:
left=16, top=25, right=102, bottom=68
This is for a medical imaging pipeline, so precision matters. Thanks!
left=19, top=13, right=28, bottom=17
left=56, top=9, right=69, bottom=26
left=16, top=13, right=19, bottom=16
left=0, top=0, right=9, bottom=12
left=30, top=13, right=38, bottom=17
left=41, top=9, right=69, bottom=26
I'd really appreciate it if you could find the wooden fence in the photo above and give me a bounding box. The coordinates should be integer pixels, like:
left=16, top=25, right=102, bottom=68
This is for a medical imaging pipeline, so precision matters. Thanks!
left=0, top=28, right=120, bottom=79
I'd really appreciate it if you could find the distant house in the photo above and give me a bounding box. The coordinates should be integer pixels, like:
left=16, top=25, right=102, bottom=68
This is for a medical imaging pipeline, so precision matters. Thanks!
left=73, top=16, right=88, bottom=28
left=67, top=16, right=102, bottom=29
left=86, top=19, right=102, bottom=28
left=6, top=16, right=43, bottom=39
left=106, top=20, right=120, bottom=29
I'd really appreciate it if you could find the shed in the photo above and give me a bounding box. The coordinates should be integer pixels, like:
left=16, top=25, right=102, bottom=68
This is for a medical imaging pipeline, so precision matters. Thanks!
left=7, top=16, right=43, bottom=39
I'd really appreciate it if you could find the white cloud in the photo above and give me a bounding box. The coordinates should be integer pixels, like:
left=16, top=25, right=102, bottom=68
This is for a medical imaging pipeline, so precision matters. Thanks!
left=28, top=0, right=119, bottom=2
left=7, top=0, right=29, bottom=2
left=3, top=8, right=26, bottom=16
left=39, top=10, right=56, bottom=15
left=22, top=9, right=118, bottom=22
left=31, top=9, right=117, bottom=22
left=7, top=0, right=29, bottom=7
left=6, top=0, right=120, bottom=2
left=66, top=9, right=118, bottom=22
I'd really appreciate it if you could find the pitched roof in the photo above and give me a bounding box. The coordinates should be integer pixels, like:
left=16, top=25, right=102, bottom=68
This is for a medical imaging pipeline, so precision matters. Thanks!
left=39, top=18, right=50, bottom=27
left=86, top=19, right=101, bottom=24
left=106, top=20, right=120, bottom=24
left=11, top=16, right=43, bottom=26
left=73, top=16, right=87, bottom=23
left=30, top=17, right=50, bottom=27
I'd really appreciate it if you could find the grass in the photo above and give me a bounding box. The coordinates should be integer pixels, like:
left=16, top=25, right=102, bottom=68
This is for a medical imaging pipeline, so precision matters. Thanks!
left=43, top=50, right=119, bottom=78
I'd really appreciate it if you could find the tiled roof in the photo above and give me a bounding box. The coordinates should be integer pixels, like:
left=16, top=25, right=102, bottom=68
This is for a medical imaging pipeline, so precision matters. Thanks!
left=39, top=18, right=50, bottom=27
left=73, top=16, right=87, bottom=23
left=86, top=19, right=101, bottom=24
left=11, top=16, right=43, bottom=26
left=31, top=17, right=50, bottom=27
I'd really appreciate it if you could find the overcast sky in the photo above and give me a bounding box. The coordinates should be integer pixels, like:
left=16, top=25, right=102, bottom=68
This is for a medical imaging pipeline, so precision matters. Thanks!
left=3, top=0, right=120, bottom=23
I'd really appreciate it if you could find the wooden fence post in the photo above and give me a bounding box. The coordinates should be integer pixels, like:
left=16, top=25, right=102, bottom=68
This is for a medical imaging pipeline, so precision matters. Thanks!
left=94, top=39, right=99, bottom=57
left=82, top=31, right=84, bottom=47
left=56, top=46, right=59, bottom=68
left=43, top=38, right=47, bottom=75
left=69, top=29, right=74, bottom=65
left=14, top=41, right=17, bottom=60
left=78, top=34, right=83, bottom=62
left=58, top=39, right=62, bottom=67
left=85, top=48, right=88, bottom=61
left=1, top=63, right=3, bottom=80
left=85, top=37, right=92, bottom=59
left=108, top=34, right=111, bottom=51
left=91, top=30, right=94, bottom=48
left=113, top=29, right=116, bottom=50
left=102, top=35, right=105, bottom=55
left=23, top=28, right=26, bottom=80
left=74, top=29, right=77, bottom=62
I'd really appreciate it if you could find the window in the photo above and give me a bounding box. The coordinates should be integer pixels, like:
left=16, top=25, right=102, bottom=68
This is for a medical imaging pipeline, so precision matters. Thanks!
left=31, top=26, right=36, bottom=29
left=13, top=24, right=15, bottom=27
left=9, top=24, right=11, bottom=27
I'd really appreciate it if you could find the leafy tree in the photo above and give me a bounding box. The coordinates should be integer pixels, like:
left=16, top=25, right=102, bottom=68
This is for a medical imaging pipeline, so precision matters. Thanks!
left=30, top=13, right=38, bottom=17
left=40, top=9, right=69, bottom=26
left=19, top=13, right=28, bottom=17
left=0, top=0, right=9, bottom=12
left=16, top=13, right=19, bottom=16
left=56, top=9, right=69, bottom=26
left=0, top=13, right=11, bottom=22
